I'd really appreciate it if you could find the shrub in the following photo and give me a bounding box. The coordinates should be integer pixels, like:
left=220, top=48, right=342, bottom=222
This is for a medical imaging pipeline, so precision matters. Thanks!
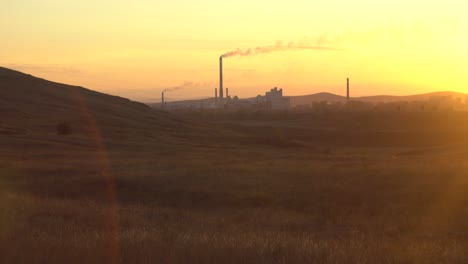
left=56, top=122, right=72, bottom=135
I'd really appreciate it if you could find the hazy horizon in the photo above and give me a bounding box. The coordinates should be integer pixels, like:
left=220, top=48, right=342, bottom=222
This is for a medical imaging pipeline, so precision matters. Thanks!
left=3, top=66, right=468, bottom=103
left=2, top=0, right=467, bottom=100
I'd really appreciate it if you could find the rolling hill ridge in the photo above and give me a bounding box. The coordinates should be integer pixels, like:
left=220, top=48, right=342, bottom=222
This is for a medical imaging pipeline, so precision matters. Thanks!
left=0, top=67, right=188, bottom=140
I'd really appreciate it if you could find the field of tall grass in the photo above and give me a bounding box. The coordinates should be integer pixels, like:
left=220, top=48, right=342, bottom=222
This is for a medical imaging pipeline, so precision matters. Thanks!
left=2, top=112, right=468, bottom=263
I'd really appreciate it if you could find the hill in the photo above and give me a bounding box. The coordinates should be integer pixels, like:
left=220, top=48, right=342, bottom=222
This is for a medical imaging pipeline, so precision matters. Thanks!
left=288, top=92, right=347, bottom=106
left=0, top=67, right=186, bottom=139
left=355, top=91, right=467, bottom=103
left=288, top=91, right=467, bottom=107
left=3, top=67, right=468, bottom=263
left=148, top=91, right=467, bottom=109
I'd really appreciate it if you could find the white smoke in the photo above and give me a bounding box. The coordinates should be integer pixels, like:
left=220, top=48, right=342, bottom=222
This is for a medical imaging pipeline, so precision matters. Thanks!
left=221, top=40, right=342, bottom=58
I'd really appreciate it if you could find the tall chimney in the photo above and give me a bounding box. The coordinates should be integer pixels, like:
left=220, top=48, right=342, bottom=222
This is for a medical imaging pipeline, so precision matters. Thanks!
left=346, top=78, right=350, bottom=101
left=226, top=87, right=229, bottom=98
left=215, top=88, right=218, bottom=102
left=219, top=56, right=224, bottom=99
left=161, top=92, right=165, bottom=109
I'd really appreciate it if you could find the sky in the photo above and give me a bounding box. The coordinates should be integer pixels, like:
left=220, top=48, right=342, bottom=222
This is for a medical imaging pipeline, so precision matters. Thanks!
left=1, top=0, right=467, bottom=101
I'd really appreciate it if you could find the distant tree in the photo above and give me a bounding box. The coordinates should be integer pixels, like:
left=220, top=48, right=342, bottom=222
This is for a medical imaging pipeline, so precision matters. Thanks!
left=56, top=122, right=72, bottom=135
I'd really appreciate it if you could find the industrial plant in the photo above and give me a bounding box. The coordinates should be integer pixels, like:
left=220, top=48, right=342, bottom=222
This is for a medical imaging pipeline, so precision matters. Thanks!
left=157, top=55, right=468, bottom=113
left=159, top=55, right=295, bottom=111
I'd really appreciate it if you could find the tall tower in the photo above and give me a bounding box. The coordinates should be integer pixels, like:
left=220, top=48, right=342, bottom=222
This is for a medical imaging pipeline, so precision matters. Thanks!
left=347, top=78, right=350, bottom=101
left=219, top=56, right=224, bottom=99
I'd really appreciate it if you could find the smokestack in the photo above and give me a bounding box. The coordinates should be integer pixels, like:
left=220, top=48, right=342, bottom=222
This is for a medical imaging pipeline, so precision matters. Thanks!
left=161, top=92, right=165, bottom=109
left=219, top=56, right=224, bottom=99
left=226, top=87, right=229, bottom=98
left=347, top=78, right=350, bottom=101
left=215, top=88, right=218, bottom=102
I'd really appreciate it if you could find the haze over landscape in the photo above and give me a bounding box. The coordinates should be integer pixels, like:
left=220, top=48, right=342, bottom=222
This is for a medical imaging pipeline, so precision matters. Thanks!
left=3, top=1, right=468, bottom=263
left=2, top=0, right=468, bottom=100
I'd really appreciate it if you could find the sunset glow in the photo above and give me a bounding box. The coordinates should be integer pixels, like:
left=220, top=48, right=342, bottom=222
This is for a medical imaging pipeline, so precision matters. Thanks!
left=1, top=0, right=467, bottom=101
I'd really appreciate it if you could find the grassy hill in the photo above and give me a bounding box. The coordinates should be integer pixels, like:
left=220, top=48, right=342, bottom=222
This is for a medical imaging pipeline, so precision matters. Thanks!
left=0, top=67, right=186, bottom=135
left=2, top=67, right=468, bottom=263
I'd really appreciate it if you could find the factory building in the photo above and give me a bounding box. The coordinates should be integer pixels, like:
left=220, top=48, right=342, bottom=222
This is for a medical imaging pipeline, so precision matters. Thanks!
left=257, top=87, right=290, bottom=110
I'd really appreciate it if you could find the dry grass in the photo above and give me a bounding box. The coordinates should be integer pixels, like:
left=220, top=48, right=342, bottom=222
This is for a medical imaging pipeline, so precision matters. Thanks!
left=2, top=112, right=468, bottom=263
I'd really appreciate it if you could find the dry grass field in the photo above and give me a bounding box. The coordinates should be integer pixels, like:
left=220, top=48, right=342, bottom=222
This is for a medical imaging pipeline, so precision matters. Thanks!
left=2, top=68, right=468, bottom=263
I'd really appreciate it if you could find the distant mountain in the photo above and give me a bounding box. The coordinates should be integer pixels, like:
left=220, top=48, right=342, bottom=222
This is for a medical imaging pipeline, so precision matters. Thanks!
left=287, top=91, right=467, bottom=107
left=147, top=90, right=468, bottom=109
left=288, top=92, right=347, bottom=106
left=354, top=91, right=467, bottom=103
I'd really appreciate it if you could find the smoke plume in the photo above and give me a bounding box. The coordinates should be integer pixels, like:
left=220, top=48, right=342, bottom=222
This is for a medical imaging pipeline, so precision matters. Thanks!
left=162, top=81, right=209, bottom=93
left=163, top=82, right=193, bottom=93
left=221, top=41, right=341, bottom=58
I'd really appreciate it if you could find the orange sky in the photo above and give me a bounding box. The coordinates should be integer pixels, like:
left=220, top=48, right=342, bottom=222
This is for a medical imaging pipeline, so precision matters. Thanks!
left=1, top=0, right=467, bottom=101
